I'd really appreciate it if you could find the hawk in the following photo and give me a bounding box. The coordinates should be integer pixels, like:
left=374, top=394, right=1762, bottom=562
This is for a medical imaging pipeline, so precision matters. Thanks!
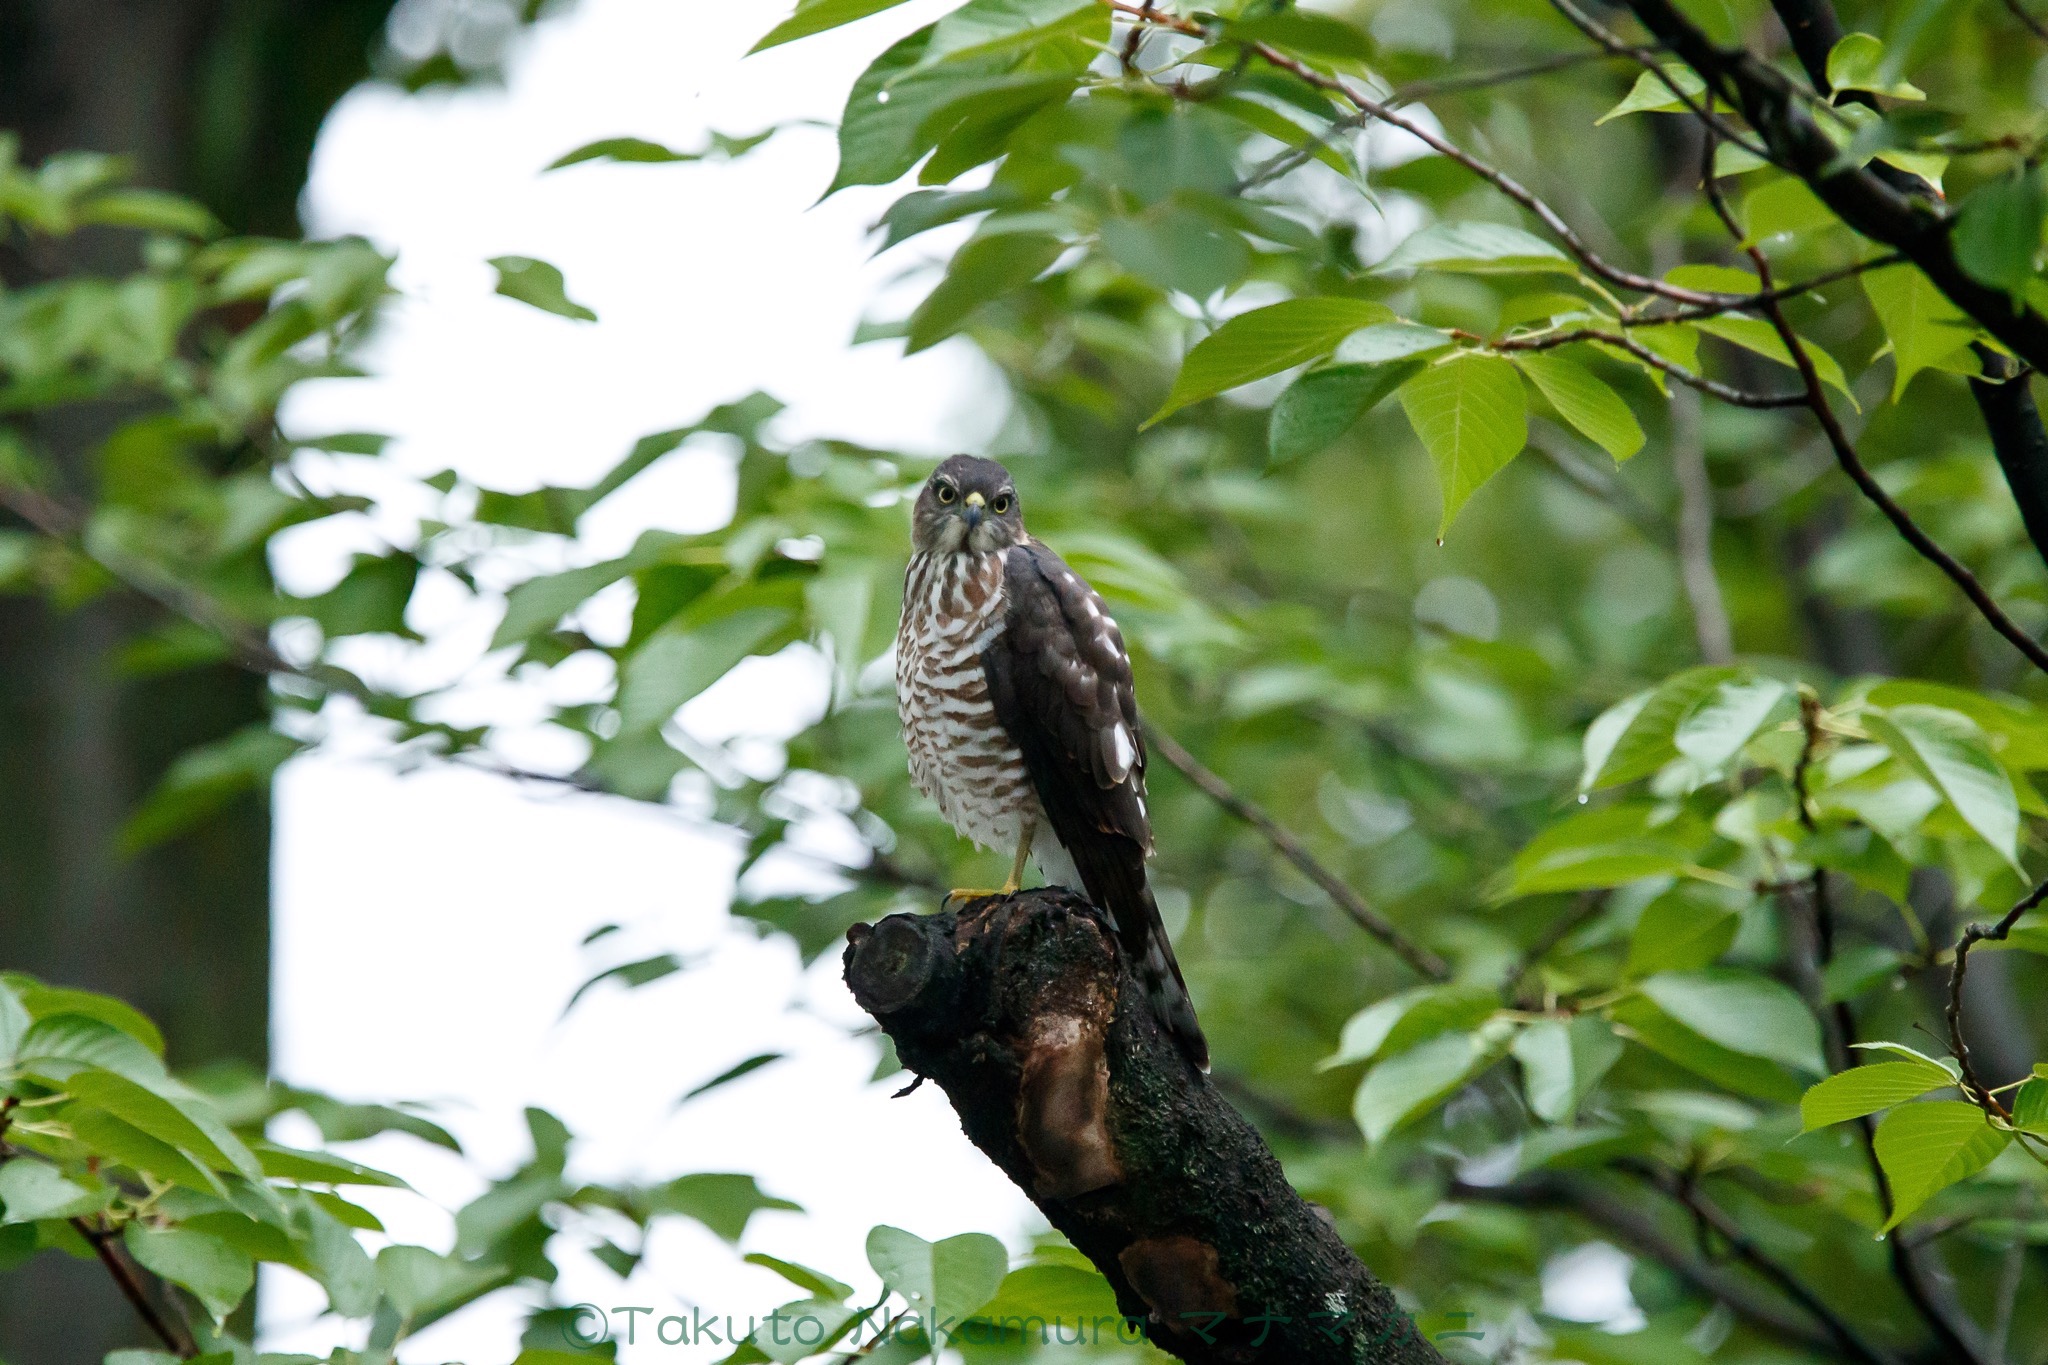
left=895, top=455, right=1208, bottom=1069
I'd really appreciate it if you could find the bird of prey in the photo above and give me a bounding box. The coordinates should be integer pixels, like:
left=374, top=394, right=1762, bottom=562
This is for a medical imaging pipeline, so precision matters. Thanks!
left=895, top=455, right=1208, bottom=1069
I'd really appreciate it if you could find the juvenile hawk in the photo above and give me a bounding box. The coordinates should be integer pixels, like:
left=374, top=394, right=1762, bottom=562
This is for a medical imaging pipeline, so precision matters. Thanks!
left=895, top=455, right=1208, bottom=1068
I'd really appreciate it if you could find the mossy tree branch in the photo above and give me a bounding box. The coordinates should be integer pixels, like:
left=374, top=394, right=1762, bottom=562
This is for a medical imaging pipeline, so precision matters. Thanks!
left=843, top=890, right=1448, bottom=1365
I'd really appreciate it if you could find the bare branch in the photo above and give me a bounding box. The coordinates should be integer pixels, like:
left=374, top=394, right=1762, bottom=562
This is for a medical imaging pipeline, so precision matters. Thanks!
left=1946, top=876, right=2048, bottom=1114
left=1144, top=724, right=1452, bottom=981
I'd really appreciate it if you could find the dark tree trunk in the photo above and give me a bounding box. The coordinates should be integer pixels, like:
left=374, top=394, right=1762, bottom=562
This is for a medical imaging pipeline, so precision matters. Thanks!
left=0, top=2, right=394, bottom=1355
left=843, top=891, right=1448, bottom=1365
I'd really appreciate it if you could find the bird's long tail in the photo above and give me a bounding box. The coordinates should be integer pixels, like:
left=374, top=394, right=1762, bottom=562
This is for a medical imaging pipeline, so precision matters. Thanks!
left=1111, top=879, right=1208, bottom=1071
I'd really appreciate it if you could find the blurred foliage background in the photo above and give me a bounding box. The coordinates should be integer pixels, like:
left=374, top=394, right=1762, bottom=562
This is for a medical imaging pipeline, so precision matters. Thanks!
left=3, top=0, right=2048, bottom=1361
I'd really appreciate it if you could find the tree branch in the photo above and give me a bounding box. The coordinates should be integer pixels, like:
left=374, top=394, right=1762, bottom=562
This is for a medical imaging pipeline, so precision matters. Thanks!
left=1108, top=0, right=1743, bottom=309
left=1144, top=725, right=1451, bottom=981
left=1623, top=0, right=2048, bottom=374
left=844, top=891, right=1448, bottom=1364
left=71, top=1217, right=198, bottom=1359
left=1945, top=875, right=2048, bottom=1114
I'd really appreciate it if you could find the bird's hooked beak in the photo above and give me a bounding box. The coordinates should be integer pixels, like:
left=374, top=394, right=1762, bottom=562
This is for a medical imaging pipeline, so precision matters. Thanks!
left=962, top=490, right=985, bottom=530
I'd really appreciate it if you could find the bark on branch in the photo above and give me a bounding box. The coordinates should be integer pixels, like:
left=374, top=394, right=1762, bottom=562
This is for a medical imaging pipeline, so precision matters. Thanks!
left=843, top=890, right=1447, bottom=1365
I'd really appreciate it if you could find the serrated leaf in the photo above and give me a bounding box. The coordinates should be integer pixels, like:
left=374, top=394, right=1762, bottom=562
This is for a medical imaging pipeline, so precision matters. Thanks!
left=1267, top=359, right=1421, bottom=464
left=1800, top=1061, right=1954, bottom=1130
left=1595, top=64, right=1707, bottom=123
left=1862, top=263, right=1976, bottom=401
left=1639, top=969, right=1826, bottom=1074
left=1863, top=704, right=2020, bottom=866
left=1397, top=353, right=1528, bottom=534
left=1374, top=221, right=1574, bottom=277
left=752, top=0, right=915, bottom=52
left=489, top=256, right=597, bottom=322
left=1512, top=349, right=1644, bottom=461
left=1149, top=297, right=1394, bottom=425
left=1874, top=1101, right=2011, bottom=1231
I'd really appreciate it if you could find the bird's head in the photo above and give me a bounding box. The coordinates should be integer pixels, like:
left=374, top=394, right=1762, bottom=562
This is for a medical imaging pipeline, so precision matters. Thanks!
left=911, top=455, right=1025, bottom=556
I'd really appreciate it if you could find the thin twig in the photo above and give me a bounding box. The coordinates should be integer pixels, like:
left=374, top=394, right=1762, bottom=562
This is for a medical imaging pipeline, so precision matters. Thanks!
left=1545, top=0, right=1775, bottom=160
left=2001, top=0, right=2048, bottom=43
left=72, top=1217, right=198, bottom=1358
left=1144, top=723, right=1451, bottom=980
left=1946, top=876, right=2048, bottom=1114
left=1619, top=1162, right=1900, bottom=1365
left=1392, top=47, right=1648, bottom=102
left=1479, top=327, right=1806, bottom=407
left=1107, top=0, right=1742, bottom=309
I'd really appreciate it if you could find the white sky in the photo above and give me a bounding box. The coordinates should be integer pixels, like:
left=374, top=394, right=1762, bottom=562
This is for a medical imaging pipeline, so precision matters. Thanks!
left=264, top=1, right=1035, bottom=1358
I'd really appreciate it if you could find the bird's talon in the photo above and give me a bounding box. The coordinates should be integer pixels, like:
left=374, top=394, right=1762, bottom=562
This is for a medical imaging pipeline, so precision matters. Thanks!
left=942, top=887, right=1005, bottom=910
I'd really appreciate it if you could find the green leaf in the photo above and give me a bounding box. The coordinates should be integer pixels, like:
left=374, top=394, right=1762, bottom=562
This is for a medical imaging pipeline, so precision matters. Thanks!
left=1673, top=678, right=1791, bottom=776
left=1863, top=263, right=1976, bottom=401
left=682, top=1053, right=785, bottom=1103
left=254, top=1142, right=409, bottom=1188
left=1502, top=802, right=1703, bottom=896
left=652, top=1173, right=801, bottom=1242
left=1396, top=353, right=1528, bottom=535
left=1863, top=704, right=2020, bottom=866
left=125, top=1224, right=254, bottom=1322
left=1373, top=221, right=1574, bottom=276
left=16, top=1014, right=166, bottom=1084
left=826, top=27, right=1008, bottom=195
left=9, top=983, right=164, bottom=1055
left=745, top=1251, right=854, bottom=1301
left=1693, top=315, right=1856, bottom=407
left=375, top=1244, right=505, bottom=1322
left=751, top=0, right=915, bottom=52
left=2011, top=1076, right=2048, bottom=1134
left=968, top=1263, right=1122, bottom=1329
left=1267, top=359, right=1422, bottom=465
left=866, top=1226, right=1009, bottom=1334
left=542, top=134, right=774, bottom=169
left=0, top=980, right=28, bottom=1063
left=1512, top=349, right=1644, bottom=461
left=1874, top=1101, right=2012, bottom=1231
left=1625, top=895, right=1739, bottom=976
left=121, top=724, right=302, bottom=853
left=1099, top=208, right=1249, bottom=299
left=616, top=607, right=794, bottom=735
left=1610, top=997, right=1805, bottom=1102
left=1148, top=297, right=1395, bottom=425
left=1594, top=64, right=1707, bottom=123
left=78, top=189, right=221, bottom=238
left=1955, top=169, right=2045, bottom=296
left=1639, top=969, right=1826, bottom=1074
left=301, top=552, right=419, bottom=638
left=1800, top=1061, right=1953, bottom=1130
left=1333, top=322, right=1454, bottom=364
left=923, top=0, right=1103, bottom=65
left=1582, top=667, right=1741, bottom=790
left=1512, top=1016, right=1623, bottom=1123
left=0, top=1160, right=106, bottom=1223
left=63, top=1068, right=253, bottom=1178
left=1826, top=33, right=1926, bottom=100
left=1353, top=1028, right=1502, bottom=1142
left=1741, top=177, right=1839, bottom=241
left=906, top=231, right=1063, bottom=352
left=489, top=256, right=597, bottom=323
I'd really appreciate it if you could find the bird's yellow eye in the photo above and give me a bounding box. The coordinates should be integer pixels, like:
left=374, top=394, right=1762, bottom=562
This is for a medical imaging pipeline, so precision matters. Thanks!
left=935, top=483, right=956, bottom=504
left=992, top=494, right=1012, bottom=515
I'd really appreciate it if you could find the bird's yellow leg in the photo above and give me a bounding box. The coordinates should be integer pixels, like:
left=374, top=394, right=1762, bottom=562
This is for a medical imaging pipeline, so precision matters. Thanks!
left=944, top=820, right=1034, bottom=908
